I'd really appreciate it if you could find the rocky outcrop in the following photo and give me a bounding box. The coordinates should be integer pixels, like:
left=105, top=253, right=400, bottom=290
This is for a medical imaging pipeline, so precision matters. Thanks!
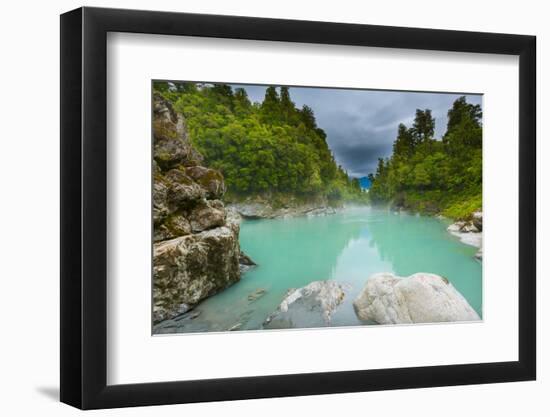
left=228, top=199, right=337, bottom=220
left=153, top=216, right=241, bottom=323
left=153, top=93, right=245, bottom=323
left=263, top=281, right=347, bottom=329
left=239, top=251, right=257, bottom=274
left=353, top=273, right=480, bottom=324
left=447, top=211, right=482, bottom=260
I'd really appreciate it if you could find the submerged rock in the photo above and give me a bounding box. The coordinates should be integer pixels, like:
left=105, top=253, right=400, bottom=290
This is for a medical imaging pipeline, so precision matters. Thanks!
left=353, top=272, right=480, bottom=325
left=247, top=288, right=266, bottom=302
left=264, top=281, right=346, bottom=329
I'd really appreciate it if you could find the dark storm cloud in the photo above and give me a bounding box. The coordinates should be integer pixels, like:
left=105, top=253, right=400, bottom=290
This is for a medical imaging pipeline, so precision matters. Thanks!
left=231, top=83, right=482, bottom=178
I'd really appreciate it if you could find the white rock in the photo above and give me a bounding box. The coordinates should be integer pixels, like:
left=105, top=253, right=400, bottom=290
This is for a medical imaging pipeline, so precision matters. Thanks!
left=264, top=280, right=347, bottom=328
left=447, top=222, right=482, bottom=249
left=353, top=272, right=480, bottom=324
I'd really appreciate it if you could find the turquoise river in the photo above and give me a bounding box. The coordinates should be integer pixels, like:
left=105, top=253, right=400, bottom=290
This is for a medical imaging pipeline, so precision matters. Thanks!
left=154, top=206, right=482, bottom=334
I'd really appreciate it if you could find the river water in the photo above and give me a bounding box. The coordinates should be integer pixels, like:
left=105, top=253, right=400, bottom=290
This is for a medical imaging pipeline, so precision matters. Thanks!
left=154, top=206, right=482, bottom=334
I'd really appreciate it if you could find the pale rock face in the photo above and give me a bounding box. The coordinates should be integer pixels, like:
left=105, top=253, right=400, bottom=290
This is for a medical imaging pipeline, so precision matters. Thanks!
left=264, top=281, right=347, bottom=329
left=353, top=272, right=480, bottom=324
left=153, top=215, right=241, bottom=323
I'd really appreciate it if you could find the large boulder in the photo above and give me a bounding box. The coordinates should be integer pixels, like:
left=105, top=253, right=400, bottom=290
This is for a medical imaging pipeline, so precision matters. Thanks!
left=153, top=216, right=241, bottom=323
left=353, top=272, right=480, bottom=324
left=264, top=281, right=346, bottom=329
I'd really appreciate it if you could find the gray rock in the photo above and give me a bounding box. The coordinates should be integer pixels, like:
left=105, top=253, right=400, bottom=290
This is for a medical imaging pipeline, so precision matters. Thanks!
left=153, top=94, right=196, bottom=170
left=152, top=181, right=169, bottom=225
left=264, top=281, right=346, bottom=329
left=165, top=169, right=206, bottom=208
left=153, top=215, right=241, bottom=323
left=472, top=211, right=483, bottom=231
left=230, top=202, right=276, bottom=219
left=239, top=251, right=257, bottom=274
left=188, top=200, right=226, bottom=232
left=447, top=217, right=482, bottom=251
left=185, top=166, right=226, bottom=199
left=353, top=272, right=480, bottom=324
left=229, top=201, right=338, bottom=220
left=152, top=94, right=245, bottom=325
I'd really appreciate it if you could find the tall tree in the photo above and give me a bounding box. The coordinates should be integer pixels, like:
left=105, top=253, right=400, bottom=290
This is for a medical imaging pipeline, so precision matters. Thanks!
left=260, top=86, right=281, bottom=124
left=280, top=86, right=295, bottom=123
left=446, top=96, right=482, bottom=131
left=233, top=87, right=252, bottom=116
left=444, top=96, right=482, bottom=152
left=411, top=109, right=435, bottom=143
left=299, top=105, right=316, bottom=129
left=392, top=123, right=416, bottom=159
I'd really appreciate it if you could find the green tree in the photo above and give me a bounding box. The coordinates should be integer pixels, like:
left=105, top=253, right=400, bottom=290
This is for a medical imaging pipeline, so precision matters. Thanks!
left=369, top=97, right=482, bottom=219
left=411, top=109, right=435, bottom=143
left=154, top=81, right=366, bottom=204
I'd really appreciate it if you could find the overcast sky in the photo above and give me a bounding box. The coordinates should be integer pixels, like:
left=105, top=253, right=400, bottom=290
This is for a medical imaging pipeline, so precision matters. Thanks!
left=231, top=84, right=482, bottom=178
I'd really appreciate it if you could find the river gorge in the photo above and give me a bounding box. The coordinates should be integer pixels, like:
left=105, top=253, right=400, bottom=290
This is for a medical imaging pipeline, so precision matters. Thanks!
left=154, top=206, right=482, bottom=334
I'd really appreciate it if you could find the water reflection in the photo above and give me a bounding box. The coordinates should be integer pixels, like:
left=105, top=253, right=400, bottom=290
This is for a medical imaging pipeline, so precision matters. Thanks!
left=154, top=207, right=482, bottom=334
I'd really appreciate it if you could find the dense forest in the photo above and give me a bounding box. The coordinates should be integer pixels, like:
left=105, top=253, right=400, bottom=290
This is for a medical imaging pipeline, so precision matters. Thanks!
left=368, top=97, right=482, bottom=219
left=153, top=81, right=366, bottom=205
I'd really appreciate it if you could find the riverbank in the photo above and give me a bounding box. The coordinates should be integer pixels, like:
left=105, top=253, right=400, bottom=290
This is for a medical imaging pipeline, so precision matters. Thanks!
left=446, top=211, right=483, bottom=260
left=228, top=201, right=339, bottom=219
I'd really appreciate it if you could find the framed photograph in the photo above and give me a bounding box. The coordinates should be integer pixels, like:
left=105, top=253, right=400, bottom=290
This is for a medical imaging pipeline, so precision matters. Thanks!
left=60, top=7, right=536, bottom=409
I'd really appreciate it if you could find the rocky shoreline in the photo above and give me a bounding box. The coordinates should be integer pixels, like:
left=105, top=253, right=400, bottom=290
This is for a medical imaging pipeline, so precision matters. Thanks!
left=227, top=201, right=338, bottom=220
left=152, top=93, right=256, bottom=324
left=446, top=211, right=482, bottom=260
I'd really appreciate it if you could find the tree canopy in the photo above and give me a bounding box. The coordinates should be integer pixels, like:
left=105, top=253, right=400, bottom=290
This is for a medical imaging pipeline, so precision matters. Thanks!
left=369, top=97, right=482, bottom=219
left=154, top=81, right=365, bottom=203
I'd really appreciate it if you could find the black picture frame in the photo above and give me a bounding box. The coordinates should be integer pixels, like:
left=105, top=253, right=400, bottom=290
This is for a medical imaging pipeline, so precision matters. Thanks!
left=60, top=6, right=536, bottom=410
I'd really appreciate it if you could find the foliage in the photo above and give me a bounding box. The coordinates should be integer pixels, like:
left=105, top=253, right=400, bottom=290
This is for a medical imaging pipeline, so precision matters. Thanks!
left=369, top=96, right=482, bottom=219
left=153, top=81, right=367, bottom=204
